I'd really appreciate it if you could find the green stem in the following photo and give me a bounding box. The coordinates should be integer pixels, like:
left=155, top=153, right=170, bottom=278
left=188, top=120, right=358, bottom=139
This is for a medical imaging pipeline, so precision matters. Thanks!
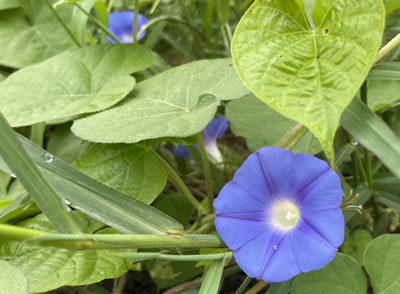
left=374, top=32, right=400, bottom=64
left=104, top=252, right=232, bottom=262
left=276, top=123, right=308, bottom=149
left=354, top=148, right=368, bottom=184
left=196, top=133, right=214, bottom=214
left=360, top=82, right=373, bottom=188
left=137, top=16, right=205, bottom=40
left=44, top=0, right=82, bottom=47
left=234, top=276, right=253, bottom=294
left=107, top=0, right=115, bottom=12
left=244, top=280, right=268, bottom=294
left=30, top=122, right=46, bottom=147
left=0, top=224, right=48, bottom=241
left=31, top=233, right=225, bottom=250
left=74, top=2, right=121, bottom=43
left=152, top=150, right=204, bottom=213
left=133, top=0, right=139, bottom=42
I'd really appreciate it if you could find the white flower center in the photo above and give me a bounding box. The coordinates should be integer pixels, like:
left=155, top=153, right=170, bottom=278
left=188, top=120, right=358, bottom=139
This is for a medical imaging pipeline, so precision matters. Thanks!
left=271, top=200, right=300, bottom=230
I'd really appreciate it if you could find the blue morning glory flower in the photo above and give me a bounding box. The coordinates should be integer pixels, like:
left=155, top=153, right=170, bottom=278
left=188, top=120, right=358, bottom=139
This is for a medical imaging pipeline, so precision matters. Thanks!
left=108, top=11, right=148, bottom=43
left=173, top=117, right=228, bottom=163
left=214, top=147, right=344, bottom=282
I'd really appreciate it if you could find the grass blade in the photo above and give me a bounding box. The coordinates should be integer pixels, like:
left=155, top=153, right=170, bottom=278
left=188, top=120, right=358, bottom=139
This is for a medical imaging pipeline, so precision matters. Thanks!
left=341, top=98, right=400, bottom=179
left=0, top=133, right=183, bottom=235
left=0, top=112, right=84, bottom=233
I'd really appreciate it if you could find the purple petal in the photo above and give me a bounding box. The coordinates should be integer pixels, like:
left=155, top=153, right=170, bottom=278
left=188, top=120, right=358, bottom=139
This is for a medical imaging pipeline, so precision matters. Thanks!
left=291, top=153, right=331, bottom=202
left=214, top=181, right=269, bottom=214
left=202, top=117, right=228, bottom=146
left=214, top=216, right=271, bottom=251
left=233, top=230, right=284, bottom=278
left=231, top=152, right=275, bottom=205
left=261, top=234, right=301, bottom=282
left=108, top=11, right=148, bottom=43
left=299, top=171, right=343, bottom=212
left=255, top=148, right=295, bottom=199
left=301, top=208, right=344, bottom=248
left=290, top=220, right=338, bottom=273
left=172, top=145, right=190, bottom=159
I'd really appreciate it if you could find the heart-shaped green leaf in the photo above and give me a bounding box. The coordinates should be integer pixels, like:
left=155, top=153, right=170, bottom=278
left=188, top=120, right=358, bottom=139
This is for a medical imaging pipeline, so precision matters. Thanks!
left=76, top=143, right=167, bottom=204
left=0, top=260, right=29, bottom=294
left=231, top=0, right=385, bottom=164
left=72, top=58, right=247, bottom=143
left=0, top=0, right=94, bottom=68
left=226, top=94, right=321, bottom=154
left=0, top=214, right=132, bottom=293
left=364, top=234, right=400, bottom=294
left=292, top=254, right=367, bottom=294
left=0, top=44, right=152, bottom=127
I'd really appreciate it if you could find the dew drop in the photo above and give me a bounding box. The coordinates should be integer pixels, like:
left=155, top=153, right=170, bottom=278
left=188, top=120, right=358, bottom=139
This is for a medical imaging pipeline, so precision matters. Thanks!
left=10, top=172, right=16, bottom=178
left=351, top=139, right=359, bottom=146
left=44, top=153, right=54, bottom=163
left=63, top=199, right=72, bottom=206
left=65, top=206, right=72, bottom=212
left=272, top=245, right=278, bottom=250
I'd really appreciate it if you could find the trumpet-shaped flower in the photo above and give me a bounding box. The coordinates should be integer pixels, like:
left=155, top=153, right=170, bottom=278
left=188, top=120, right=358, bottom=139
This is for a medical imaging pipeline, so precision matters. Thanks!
left=108, top=11, right=148, bottom=43
left=214, top=147, right=344, bottom=282
left=173, top=117, right=228, bottom=163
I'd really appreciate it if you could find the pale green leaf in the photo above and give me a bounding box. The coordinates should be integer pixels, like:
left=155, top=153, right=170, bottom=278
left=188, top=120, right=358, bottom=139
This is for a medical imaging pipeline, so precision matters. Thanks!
left=292, top=254, right=367, bottom=294
left=0, top=214, right=131, bottom=293
left=226, top=94, right=321, bottom=154
left=368, top=80, right=400, bottom=111
left=340, top=229, right=372, bottom=265
left=232, top=0, right=385, bottom=164
left=0, top=0, right=94, bottom=68
left=364, top=234, right=400, bottom=294
left=0, top=260, right=29, bottom=294
left=72, top=59, right=245, bottom=143
left=76, top=143, right=167, bottom=204
left=0, top=44, right=153, bottom=127
left=0, top=0, right=19, bottom=9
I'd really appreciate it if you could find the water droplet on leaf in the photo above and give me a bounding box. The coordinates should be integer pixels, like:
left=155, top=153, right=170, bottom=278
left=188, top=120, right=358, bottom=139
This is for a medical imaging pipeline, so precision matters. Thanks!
left=273, top=245, right=278, bottom=250
left=10, top=172, right=16, bottom=178
left=44, top=153, right=54, bottom=163
left=351, top=139, right=358, bottom=146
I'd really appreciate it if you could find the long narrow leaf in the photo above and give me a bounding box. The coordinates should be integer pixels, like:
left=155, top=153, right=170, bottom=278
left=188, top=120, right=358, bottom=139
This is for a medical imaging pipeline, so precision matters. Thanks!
left=0, top=112, right=84, bottom=233
left=341, top=98, right=400, bottom=179
left=0, top=133, right=183, bottom=234
left=368, top=62, right=400, bottom=80
left=199, top=255, right=227, bottom=294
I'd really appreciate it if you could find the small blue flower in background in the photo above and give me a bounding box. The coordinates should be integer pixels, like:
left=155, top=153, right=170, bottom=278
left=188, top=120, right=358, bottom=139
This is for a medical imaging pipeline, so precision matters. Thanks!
left=214, top=147, right=344, bottom=282
left=172, top=117, right=228, bottom=163
left=108, top=11, right=148, bottom=43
